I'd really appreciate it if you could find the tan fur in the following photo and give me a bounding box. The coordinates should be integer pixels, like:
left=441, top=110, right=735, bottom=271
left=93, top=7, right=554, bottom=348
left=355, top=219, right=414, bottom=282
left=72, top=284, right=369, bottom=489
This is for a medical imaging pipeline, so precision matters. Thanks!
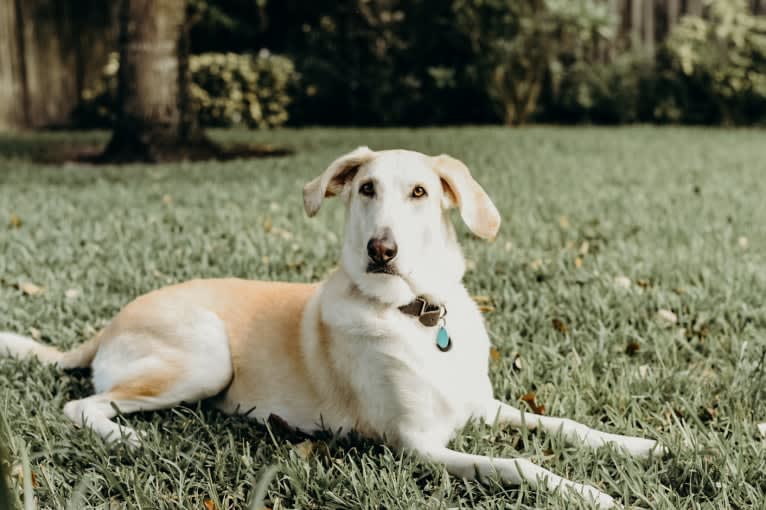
left=111, top=367, right=180, bottom=399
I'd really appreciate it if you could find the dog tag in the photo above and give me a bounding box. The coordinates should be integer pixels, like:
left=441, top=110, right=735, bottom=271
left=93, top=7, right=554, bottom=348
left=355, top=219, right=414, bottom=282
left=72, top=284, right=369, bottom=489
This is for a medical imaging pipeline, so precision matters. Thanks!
left=436, top=326, right=451, bottom=352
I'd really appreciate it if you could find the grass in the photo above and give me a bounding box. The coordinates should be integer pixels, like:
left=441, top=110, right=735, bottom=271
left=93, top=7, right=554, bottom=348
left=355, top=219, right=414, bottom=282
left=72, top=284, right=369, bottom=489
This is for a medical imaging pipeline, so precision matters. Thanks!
left=1, top=126, right=765, bottom=509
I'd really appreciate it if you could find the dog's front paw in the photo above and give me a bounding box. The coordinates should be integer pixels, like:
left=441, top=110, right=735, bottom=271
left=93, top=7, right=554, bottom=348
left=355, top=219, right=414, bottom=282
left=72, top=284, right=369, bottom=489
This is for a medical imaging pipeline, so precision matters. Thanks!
left=619, top=437, right=666, bottom=459
left=568, top=482, right=618, bottom=509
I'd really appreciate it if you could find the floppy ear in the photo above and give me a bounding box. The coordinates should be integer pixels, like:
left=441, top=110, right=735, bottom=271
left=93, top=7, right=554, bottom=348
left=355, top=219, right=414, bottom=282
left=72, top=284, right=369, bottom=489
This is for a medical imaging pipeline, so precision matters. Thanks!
left=432, top=154, right=501, bottom=240
left=303, top=146, right=376, bottom=217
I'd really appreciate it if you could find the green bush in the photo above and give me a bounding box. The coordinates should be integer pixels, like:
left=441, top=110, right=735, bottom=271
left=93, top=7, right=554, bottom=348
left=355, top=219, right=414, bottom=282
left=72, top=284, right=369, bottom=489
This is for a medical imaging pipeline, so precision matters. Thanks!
left=75, top=51, right=296, bottom=129
left=453, top=0, right=616, bottom=125
left=659, top=0, right=766, bottom=124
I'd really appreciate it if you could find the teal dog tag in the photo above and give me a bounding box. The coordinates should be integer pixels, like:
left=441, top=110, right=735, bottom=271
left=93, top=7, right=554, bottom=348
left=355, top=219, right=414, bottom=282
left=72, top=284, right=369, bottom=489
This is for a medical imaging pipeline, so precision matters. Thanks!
left=436, top=326, right=451, bottom=352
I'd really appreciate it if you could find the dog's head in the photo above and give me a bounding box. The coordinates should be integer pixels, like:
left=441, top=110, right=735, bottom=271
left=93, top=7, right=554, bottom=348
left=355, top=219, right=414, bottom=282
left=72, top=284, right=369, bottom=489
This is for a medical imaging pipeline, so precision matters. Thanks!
left=304, top=147, right=500, bottom=305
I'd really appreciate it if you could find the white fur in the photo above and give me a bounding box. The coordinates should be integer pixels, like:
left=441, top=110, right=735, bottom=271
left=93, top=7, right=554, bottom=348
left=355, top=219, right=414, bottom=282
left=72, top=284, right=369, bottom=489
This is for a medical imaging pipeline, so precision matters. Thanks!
left=0, top=148, right=665, bottom=509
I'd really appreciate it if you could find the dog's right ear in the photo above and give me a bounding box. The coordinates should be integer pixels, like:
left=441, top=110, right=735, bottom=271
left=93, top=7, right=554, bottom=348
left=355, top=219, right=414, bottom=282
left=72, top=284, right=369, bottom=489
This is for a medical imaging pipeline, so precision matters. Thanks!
left=303, top=146, right=376, bottom=217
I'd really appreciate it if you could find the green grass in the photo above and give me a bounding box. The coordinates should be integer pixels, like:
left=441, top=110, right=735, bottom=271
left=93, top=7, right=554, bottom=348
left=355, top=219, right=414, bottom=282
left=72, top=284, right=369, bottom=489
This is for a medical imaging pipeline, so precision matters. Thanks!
left=1, top=127, right=766, bottom=509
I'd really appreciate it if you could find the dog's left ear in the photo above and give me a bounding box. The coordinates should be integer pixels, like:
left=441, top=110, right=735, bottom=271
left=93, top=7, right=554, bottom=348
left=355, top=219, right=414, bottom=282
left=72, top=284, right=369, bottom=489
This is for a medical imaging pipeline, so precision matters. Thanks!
left=303, top=146, right=376, bottom=217
left=432, top=155, right=501, bottom=240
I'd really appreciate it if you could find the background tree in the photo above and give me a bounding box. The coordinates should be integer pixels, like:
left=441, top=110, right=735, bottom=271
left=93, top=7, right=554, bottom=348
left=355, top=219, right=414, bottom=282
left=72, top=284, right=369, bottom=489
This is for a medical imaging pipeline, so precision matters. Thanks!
left=100, top=0, right=219, bottom=162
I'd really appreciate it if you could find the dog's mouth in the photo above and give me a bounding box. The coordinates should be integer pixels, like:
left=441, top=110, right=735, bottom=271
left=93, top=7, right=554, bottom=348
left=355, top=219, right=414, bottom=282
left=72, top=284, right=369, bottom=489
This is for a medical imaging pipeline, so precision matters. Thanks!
left=366, top=263, right=399, bottom=276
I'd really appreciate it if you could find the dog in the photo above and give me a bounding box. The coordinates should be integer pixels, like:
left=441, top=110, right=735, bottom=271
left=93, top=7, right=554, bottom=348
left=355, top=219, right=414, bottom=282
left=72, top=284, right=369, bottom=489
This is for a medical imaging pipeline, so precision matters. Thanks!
left=0, top=147, right=664, bottom=508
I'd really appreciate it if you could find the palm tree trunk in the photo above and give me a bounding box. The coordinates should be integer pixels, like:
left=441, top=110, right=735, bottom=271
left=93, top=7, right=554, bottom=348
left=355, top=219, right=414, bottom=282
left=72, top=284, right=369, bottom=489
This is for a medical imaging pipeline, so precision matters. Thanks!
left=101, top=0, right=218, bottom=163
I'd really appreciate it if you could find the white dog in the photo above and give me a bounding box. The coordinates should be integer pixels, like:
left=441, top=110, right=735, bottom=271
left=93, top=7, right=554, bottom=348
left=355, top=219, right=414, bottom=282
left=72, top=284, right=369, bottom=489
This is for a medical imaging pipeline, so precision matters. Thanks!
left=1, top=147, right=663, bottom=508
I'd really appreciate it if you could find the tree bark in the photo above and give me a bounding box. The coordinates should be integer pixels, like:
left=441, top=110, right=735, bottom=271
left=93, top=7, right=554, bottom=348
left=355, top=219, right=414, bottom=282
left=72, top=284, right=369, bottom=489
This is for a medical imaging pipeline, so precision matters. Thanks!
left=101, top=0, right=219, bottom=163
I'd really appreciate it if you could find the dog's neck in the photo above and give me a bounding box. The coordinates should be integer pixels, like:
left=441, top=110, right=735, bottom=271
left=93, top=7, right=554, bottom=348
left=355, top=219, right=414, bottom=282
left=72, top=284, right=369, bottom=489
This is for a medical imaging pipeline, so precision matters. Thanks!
left=336, top=260, right=465, bottom=309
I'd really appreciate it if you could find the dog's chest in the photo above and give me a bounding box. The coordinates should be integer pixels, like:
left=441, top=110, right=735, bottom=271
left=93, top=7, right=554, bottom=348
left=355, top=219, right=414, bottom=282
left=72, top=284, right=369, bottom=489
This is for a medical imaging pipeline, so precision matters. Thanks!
left=330, top=293, right=493, bottom=445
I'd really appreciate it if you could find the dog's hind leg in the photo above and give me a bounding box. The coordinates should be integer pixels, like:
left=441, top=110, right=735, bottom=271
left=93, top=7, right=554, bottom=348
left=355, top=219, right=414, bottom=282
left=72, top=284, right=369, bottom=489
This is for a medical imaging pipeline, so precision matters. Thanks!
left=484, top=399, right=665, bottom=458
left=65, top=307, right=233, bottom=447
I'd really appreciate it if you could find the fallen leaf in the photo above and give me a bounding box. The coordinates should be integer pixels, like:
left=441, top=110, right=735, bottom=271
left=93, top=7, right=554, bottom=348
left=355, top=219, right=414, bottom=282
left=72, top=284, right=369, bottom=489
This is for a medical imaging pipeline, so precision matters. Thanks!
left=29, top=327, right=41, bottom=340
left=672, top=287, right=686, bottom=295
left=65, top=288, right=80, bottom=299
left=614, top=276, right=631, bottom=289
left=262, top=216, right=273, bottom=232
left=472, top=295, right=491, bottom=304
left=19, top=282, right=44, bottom=296
left=489, top=346, right=501, bottom=362
left=657, top=309, right=678, bottom=324
left=551, top=318, right=569, bottom=334
left=578, top=241, right=589, bottom=255
left=636, top=279, right=651, bottom=289
left=558, top=215, right=570, bottom=229
left=520, top=392, right=545, bottom=415
left=478, top=305, right=495, bottom=313
left=293, top=439, right=316, bottom=460
left=625, top=341, right=641, bottom=355
left=203, top=498, right=217, bottom=510
left=574, top=257, right=583, bottom=268
left=9, top=213, right=22, bottom=228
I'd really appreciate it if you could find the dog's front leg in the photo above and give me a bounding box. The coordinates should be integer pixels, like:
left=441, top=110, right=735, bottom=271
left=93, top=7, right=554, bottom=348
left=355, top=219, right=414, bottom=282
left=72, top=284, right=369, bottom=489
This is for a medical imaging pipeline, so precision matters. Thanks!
left=485, top=399, right=664, bottom=458
left=406, top=440, right=617, bottom=509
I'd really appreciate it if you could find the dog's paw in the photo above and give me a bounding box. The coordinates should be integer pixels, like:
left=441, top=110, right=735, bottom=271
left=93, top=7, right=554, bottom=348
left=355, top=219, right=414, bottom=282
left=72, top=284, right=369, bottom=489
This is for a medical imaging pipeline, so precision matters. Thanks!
left=569, top=483, right=618, bottom=509
left=619, top=437, right=666, bottom=459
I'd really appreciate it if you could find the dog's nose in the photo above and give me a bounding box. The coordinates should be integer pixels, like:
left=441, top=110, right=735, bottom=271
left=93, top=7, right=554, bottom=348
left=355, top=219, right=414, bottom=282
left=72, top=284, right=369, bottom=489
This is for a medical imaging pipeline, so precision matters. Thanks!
left=367, top=233, right=398, bottom=265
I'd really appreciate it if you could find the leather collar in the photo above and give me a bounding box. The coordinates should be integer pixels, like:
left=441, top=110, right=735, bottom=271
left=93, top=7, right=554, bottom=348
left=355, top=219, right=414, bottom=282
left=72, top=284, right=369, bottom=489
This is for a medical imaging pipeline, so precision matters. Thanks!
left=398, top=297, right=445, bottom=327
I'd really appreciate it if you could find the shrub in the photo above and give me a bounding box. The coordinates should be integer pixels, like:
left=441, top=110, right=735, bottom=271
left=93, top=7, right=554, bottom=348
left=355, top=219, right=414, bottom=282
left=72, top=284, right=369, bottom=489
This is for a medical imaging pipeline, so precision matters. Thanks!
left=75, top=51, right=296, bottom=129
left=660, top=0, right=766, bottom=124
left=453, top=0, right=616, bottom=125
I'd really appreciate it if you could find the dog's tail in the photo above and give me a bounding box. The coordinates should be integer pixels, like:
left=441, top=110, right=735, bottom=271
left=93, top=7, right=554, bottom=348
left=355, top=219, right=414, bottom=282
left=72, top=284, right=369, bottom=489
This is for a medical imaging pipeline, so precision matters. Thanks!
left=0, top=330, right=101, bottom=369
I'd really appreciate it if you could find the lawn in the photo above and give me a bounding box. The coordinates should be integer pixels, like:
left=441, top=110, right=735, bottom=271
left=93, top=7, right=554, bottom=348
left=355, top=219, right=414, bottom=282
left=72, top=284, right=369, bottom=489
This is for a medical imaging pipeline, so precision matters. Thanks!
left=1, top=127, right=765, bottom=509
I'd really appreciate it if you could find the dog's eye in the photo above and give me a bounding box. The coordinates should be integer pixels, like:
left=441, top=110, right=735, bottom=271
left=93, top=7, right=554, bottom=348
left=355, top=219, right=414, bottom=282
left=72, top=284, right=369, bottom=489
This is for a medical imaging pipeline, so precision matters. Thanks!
left=359, top=182, right=375, bottom=197
left=411, top=186, right=427, bottom=199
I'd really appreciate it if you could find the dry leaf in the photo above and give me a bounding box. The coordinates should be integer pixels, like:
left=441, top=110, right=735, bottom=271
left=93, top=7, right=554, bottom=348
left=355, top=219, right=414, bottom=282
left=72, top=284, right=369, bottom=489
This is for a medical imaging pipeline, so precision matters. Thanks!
left=489, top=346, right=501, bottom=362
left=262, top=216, right=273, bottom=232
left=65, top=288, right=80, bottom=299
left=19, top=282, right=44, bottom=296
left=478, top=305, right=495, bottom=313
left=29, top=327, right=41, bottom=340
left=162, top=194, right=173, bottom=205
left=578, top=241, right=589, bottom=255
left=551, top=318, right=569, bottom=334
left=293, top=439, right=316, bottom=460
left=636, top=279, right=651, bottom=289
left=758, top=422, right=766, bottom=437
left=657, top=309, right=678, bottom=324
left=625, top=341, right=641, bottom=355
left=9, top=213, right=22, bottom=229
left=574, top=257, right=583, bottom=268
left=614, top=276, right=631, bottom=289
left=203, top=498, right=217, bottom=510
left=472, top=295, right=491, bottom=304
left=672, top=287, right=686, bottom=295
left=520, top=392, right=545, bottom=415
left=558, top=215, right=570, bottom=229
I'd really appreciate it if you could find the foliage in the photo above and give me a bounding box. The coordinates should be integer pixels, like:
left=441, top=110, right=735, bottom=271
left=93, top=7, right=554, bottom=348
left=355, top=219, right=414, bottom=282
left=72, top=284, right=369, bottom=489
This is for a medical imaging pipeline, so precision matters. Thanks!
left=276, top=0, right=494, bottom=126
left=453, top=0, right=616, bottom=125
left=539, top=51, right=657, bottom=124
left=661, top=0, right=766, bottom=124
left=75, top=51, right=296, bottom=129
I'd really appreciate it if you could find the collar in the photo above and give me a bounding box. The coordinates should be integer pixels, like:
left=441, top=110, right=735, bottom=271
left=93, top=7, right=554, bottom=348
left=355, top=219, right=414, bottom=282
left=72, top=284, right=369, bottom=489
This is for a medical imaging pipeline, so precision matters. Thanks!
left=398, top=297, right=445, bottom=327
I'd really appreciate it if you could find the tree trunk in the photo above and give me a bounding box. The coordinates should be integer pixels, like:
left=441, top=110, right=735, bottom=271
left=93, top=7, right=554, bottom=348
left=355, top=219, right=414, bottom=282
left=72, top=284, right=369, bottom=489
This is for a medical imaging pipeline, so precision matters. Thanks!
left=100, top=0, right=219, bottom=163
